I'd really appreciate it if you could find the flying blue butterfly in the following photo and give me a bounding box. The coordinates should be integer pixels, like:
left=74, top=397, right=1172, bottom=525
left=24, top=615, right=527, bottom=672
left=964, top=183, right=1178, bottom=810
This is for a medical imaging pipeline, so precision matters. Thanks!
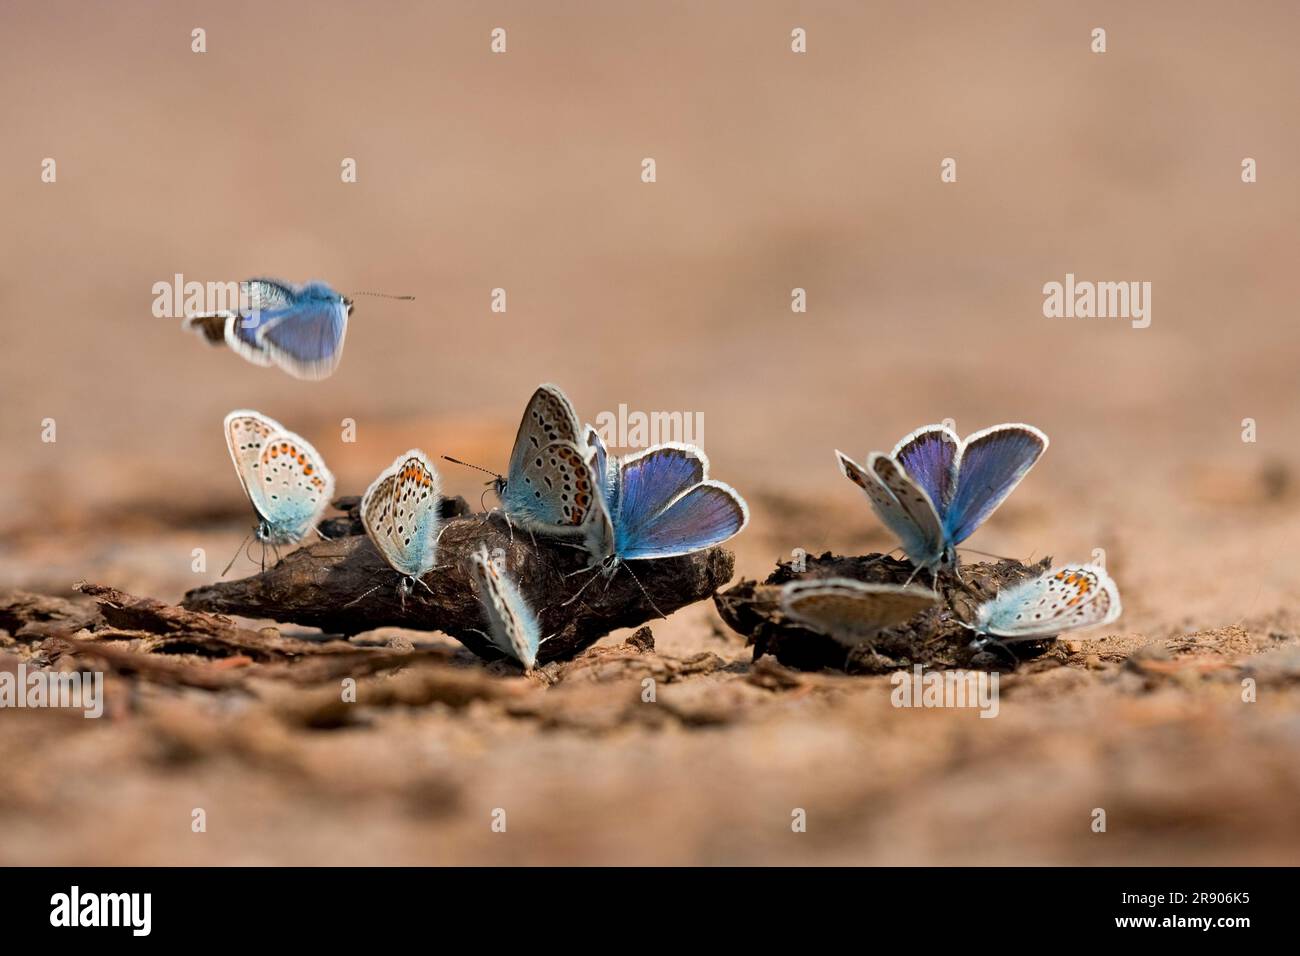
left=469, top=545, right=543, bottom=671
left=580, top=431, right=749, bottom=573
left=780, top=578, right=939, bottom=646
left=360, top=450, right=443, bottom=600
left=971, top=563, right=1121, bottom=649
left=224, top=410, right=335, bottom=547
left=447, top=384, right=600, bottom=536
left=836, top=423, right=1048, bottom=576
left=186, top=279, right=412, bottom=380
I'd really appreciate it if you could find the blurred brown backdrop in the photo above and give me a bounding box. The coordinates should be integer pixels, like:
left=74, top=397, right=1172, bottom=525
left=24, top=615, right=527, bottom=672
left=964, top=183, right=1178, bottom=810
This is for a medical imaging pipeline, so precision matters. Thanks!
left=2, top=1, right=1299, bottom=864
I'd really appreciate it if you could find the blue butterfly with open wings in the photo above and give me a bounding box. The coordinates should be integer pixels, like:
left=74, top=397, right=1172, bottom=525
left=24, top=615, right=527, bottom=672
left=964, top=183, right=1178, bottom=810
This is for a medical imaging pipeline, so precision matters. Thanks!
left=581, top=427, right=749, bottom=571
left=836, top=422, right=1048, bottom=577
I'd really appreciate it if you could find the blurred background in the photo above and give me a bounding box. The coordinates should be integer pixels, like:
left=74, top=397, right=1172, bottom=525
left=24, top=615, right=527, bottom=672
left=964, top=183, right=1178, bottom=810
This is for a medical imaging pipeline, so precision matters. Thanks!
left=2, top=1, right=1299, bottom=864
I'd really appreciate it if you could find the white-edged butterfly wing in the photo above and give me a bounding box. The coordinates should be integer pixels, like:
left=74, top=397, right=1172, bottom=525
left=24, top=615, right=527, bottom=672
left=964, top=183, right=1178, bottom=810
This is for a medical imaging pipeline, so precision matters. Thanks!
left=361, top=450, right=442, bottom=578
left=836, top=449, right=945, bottom=569
left=976, top=564, right=1121, bottom=641
left=224, top=409, right=284, bottom=505
left=780, top=577, right=939, bottom=645
left=469, top=545, right=542, bottom=671
left=247, top=427, right=334, bottom=543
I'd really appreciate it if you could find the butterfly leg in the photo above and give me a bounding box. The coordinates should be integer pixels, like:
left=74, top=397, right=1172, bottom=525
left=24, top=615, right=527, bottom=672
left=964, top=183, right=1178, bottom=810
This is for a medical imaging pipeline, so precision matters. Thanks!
left=973, top=637, right=1019, bottom=669
left=500, top=508, right=517, bottom=547
left=560, top=565, right=603, bottom=606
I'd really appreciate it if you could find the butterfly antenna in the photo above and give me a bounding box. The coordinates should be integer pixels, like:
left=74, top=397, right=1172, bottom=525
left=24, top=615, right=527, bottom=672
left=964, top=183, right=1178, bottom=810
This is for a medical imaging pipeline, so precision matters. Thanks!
left=849, top=548, right=902, bottom=574
left=957, top=546, right=1014, bottom=562
left=620, top=561, right=667, bottom=619
left=349, top=291, right=416, bottom=300
left=343, top=582, right=384, bottom=608
left=442, top=456, right=502, bottom=480
left=222, top=532, right=254, bottom=577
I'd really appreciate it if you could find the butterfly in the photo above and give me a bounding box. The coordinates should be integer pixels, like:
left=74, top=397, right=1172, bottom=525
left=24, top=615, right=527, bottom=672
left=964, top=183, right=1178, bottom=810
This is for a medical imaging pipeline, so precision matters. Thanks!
left=469, top=544, right=543, bottom=671
left=836, top=423, right=1048, bottom=576
left=360, top=450, right=443, bottom=599
left=224, top=409, right=335, bottom=547
left=780, top=578, right=939, bottom=646
left=448, top=384, right=601, bottom=536
left=187, top=279, right=411, bottom=380
left=972, top=564, right=1121, bottom=646
left=580, top=431, right=749, bottom=573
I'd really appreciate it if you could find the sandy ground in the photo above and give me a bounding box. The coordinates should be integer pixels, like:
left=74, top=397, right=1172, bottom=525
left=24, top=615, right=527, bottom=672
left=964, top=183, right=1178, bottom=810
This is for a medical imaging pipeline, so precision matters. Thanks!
left=2, top=1, right=1299, bottom=864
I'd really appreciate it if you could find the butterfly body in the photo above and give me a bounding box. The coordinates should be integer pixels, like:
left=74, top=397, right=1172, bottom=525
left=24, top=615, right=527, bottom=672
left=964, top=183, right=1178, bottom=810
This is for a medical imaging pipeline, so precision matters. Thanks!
left=223, top=410, right=334, bottom=546
left=186, top=278, right=352, bottom=380
left=974, top=564, right=1121, bottom=643
left=780, top=578, right=939, bottom=646
left=837, top=423, right=1048, bottom=575
left=360, top=450, right=442, bottom=595
left=469, top=545, right=542, bottom=671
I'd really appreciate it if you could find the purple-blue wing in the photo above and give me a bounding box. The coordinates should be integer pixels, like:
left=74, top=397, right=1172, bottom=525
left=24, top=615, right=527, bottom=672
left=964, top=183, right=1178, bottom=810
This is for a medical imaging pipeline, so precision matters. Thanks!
left=944, top=424, right=1048, bottom=545
left=255, top=299, right=349, bottom=380
left=891, top=425, right=959, bottom=518
left=218, top=311, right=277, bottom=366
left=616, top=480, right=748, bottom=560
left=227, top=306, right=281, bottom=350
left=614, top=444, right=706, bottom=538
